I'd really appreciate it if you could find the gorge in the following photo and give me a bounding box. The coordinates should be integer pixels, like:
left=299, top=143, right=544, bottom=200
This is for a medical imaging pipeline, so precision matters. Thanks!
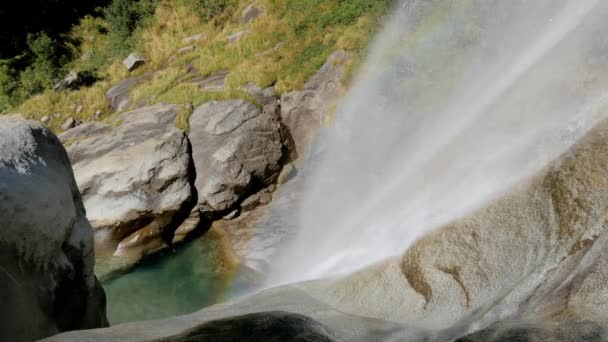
left=3, top=0, right=608, bottom=341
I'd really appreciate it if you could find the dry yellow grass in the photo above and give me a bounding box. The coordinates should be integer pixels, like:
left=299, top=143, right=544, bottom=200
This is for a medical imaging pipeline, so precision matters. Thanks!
left=10, top=0, right=390, bottom=132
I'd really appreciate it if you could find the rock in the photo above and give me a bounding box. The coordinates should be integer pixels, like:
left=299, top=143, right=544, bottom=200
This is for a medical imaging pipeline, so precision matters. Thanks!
left=171, top=208, right=201, bottom=244
left=182, top=33, right=204, bottom=44
left=76, top=105, right=84, bottom=113
left=0, top=117, right=108, bottom=341
left=93, top=110, right=102, bottom=120
left=40, top=115, right=50, bottom=124
left=456, top=320, right=607, bottom=342
left=223, top=209, right=240, bottom=220
left=227, top=30, right=249, bottom=43
left=178, top=45, right=196, bottom=54
left=105, top=73, right=151, bottom=112
left=42, top=287, right=406, bottom=342
left=280, top=50, right=350, bottom=159
left=123, top=53, right=146, bottom=71
left=61, top=117, right=77, bottom=131
left=240, top=2, right=264, bottom=23
left=277, top=163, right=296, bottom=184
left=240, top=187, right=273, bottom=211
left=53, top=70, right=96, bottom=91
left=244, top=82, right=277, bottom=107
left=60, top=104, right=196, bottom=274
left=190, top=70, right=230, bottom=91
left=293, top=116, right=608, bottom=333
left=188, top=100, right=283, bottom=214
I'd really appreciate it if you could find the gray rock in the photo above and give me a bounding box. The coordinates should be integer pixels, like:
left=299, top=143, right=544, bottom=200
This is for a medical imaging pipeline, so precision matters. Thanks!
left=105, top=73, right=151, bottom=112
left=40, top=115, right=50, bottom=124
left=227, top=30, right=249, bottom=43
left=53, top=70, right=95, bottom=91
left=182, top=33, right=204, bottom=44
left=277, top=163, right=296, bottom=184
left=61, top=104, right=195, bottom=274
left=76, top=105, right=84, bottom=113
left=0, top=117, right=108, bottom=341
left=178, top=45, right=196, bottom=54
left=223, top=209, right=240, bottom=220
left=188, top=100, right=283, bottom=214
left=280, top=50, right=350, bottom=159
left=123, top=53, right=146, bottom=71
left=240, top=187, right=273, bottom=211
left=190, top=70, right=230, bottom=91
left=244, top=82, right=277, bottom=106
left=240, top=2, right=264, bottom=23
left=61, top=117, right=77, bottom=131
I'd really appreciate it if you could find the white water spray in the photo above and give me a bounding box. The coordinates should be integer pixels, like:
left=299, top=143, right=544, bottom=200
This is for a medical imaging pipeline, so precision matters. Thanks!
left=267, top=0, right=608, bottom=286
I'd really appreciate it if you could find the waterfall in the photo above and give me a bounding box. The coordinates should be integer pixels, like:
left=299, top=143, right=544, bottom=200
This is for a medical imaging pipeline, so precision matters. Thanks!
left=267, top=0, right=608, bottom=286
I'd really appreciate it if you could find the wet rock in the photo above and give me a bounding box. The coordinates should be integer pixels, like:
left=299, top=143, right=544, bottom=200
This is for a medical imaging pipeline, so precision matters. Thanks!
left=59, top=104, right=195, bottom=274
left=188, top=100, right=283, bottom=214
left=123, top=53, right=146, bottom=71
left=0, top=117, right=108, bottom=341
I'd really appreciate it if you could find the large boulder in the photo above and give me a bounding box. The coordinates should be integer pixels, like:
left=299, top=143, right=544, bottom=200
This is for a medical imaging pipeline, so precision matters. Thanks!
left=280, top=50, right=350, bottom=159
left=188, top=100, right=284, bottom=215
left=0, top=117, right=108, bottom=341
left=59, top=104, right=196, bottom=277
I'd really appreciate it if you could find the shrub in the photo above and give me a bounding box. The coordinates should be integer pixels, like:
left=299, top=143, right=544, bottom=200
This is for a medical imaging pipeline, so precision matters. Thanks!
left=179, top=0, right=236, bottom=22
left=104, top=0, right=159, bottom=55
left=19, top=32, right=67, bottom=96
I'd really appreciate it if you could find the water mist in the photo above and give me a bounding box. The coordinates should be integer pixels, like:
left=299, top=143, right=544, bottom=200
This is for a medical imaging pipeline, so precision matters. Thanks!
left=266, top=0, right=608, bottom=286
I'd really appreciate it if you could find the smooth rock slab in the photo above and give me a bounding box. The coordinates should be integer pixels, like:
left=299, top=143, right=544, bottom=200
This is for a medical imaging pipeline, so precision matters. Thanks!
left=188, top=99, right=283, bottom=214
left=0, top=117, right=108, bottom=341
left=106, top=73, right=152, bottom=112
left=60, top=104, right=195, bottom=271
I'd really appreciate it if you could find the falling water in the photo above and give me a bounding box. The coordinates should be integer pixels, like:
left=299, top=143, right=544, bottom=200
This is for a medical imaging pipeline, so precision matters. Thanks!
left=267, top=0, right=608, bottom=286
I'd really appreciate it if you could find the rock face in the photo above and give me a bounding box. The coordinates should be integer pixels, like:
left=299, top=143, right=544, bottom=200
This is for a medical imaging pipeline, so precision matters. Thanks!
left=59, top=104, right=195, bottom=275
left=280, top=50, right=350, bottom=159
left=0, top=117, right=108, bottom=341
left=123, top=53, right=146, bottom=71
left=188, top=100, right=283, bottom=215
left=106, top=73, right=151, bottom=112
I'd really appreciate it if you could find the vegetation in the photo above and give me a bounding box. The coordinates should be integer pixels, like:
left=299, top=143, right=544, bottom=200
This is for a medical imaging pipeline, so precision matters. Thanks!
left=1, top=0, right=391, bottom=130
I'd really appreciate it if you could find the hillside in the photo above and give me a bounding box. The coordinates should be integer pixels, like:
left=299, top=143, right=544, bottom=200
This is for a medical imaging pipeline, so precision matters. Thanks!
left=1, top=0, right=390, bottom=131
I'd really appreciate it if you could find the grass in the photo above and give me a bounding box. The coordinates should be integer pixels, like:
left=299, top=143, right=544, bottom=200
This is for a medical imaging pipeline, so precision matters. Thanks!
left=6, top=0, right=391, bottom=131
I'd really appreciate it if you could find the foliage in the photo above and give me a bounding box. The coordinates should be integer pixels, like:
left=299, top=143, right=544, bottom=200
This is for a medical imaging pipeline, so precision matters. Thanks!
left=9, top=0, right=391, bottom=131
left=104, top=0, right=159, bottom=55
left=19, top=32, right=68, bottom=96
